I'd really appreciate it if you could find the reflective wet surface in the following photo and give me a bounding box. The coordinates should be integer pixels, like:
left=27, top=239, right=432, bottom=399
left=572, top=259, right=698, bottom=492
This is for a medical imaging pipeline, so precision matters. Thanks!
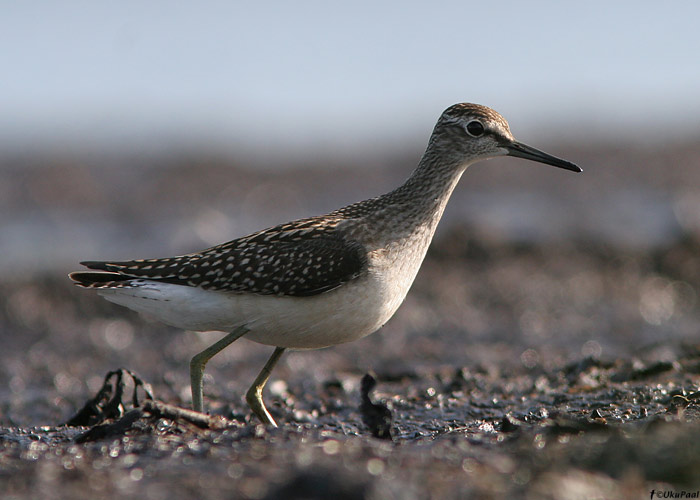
left=2, top=234, right=700, bottom=499
left=2, top=141, right=700, bottom=498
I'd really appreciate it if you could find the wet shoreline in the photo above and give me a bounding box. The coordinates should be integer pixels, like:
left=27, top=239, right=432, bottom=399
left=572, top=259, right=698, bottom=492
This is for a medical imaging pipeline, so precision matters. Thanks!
left=2, top=140, right=700, bottom=497
left=2, top=232, right=700, bottom=498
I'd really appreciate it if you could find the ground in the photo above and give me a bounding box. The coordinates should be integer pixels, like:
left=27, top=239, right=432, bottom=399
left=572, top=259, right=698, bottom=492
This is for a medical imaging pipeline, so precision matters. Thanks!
left=2, top=143, right=700, bottom=498
left=2, top=230, right=700, bottom=499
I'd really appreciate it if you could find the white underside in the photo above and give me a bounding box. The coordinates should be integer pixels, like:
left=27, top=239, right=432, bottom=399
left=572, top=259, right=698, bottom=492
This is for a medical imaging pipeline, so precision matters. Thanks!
left=97, top=267, right=412, bottom=349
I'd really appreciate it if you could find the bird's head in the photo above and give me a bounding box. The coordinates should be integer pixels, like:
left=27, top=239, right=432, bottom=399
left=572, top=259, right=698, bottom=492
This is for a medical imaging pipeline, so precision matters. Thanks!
left=431, top=103, right=581, bottom=172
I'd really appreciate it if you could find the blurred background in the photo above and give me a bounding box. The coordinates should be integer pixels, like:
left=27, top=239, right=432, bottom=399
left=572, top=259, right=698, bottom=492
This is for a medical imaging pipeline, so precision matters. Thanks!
left=1, top=2, right=700, bottom=425
left=1, top=1, right=700, bottom=272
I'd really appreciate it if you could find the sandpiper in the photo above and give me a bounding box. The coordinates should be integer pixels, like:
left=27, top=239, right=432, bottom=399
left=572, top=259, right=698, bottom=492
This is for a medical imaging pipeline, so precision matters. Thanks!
left=70, top=103, right=581, bottom=426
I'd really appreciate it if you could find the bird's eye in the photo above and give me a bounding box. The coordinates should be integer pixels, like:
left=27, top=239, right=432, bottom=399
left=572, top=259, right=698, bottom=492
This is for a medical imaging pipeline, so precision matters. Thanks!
left=466, top=120, right=484, bottom=137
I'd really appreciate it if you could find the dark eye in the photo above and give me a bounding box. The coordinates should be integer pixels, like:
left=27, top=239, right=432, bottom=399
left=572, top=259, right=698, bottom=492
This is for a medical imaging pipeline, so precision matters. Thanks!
left=466, top=120, right=484, bottom=137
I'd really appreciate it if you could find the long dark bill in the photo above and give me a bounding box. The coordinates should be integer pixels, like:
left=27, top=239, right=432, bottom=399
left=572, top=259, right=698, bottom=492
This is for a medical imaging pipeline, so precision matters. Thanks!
left=506, top=141, right=582, bottom=172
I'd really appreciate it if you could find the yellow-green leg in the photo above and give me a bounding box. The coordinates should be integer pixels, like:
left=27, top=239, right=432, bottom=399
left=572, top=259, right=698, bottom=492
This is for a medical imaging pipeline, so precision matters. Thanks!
left=246, top=347, right=286, bottom=427
left=190, top=325, right=249, bottom=413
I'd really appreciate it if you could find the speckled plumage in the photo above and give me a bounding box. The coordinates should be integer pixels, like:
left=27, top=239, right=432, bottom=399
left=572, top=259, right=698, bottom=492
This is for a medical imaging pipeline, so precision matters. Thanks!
left=69, top=103, right=580, bottom=424
left=78, top=218, right=367, bottom=297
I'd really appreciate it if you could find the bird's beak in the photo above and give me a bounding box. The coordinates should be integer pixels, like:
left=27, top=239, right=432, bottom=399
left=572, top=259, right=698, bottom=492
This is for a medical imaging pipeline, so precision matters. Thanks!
left=506, top=141, right=582, bottom=172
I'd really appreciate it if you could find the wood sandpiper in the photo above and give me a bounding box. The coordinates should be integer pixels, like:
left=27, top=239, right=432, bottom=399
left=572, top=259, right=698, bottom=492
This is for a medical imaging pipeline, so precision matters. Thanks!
left=70, top=103, right=581, bottom=426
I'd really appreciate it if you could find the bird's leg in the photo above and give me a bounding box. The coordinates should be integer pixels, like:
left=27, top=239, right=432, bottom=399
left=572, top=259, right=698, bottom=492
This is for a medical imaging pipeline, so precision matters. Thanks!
left=190, top=325, right=249, bottom=413
left=246, top=347, right=286, bottom=427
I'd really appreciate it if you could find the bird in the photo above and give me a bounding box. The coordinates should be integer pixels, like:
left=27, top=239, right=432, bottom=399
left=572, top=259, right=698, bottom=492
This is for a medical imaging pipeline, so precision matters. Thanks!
left=69, top=103, right=581, bottom=427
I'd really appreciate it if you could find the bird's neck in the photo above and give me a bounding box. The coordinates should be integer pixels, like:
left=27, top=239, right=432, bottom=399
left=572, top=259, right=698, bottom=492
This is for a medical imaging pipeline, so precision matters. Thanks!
left=338, top=148, right=469, bottom=253
left=383, top=148, right=468, bottom=228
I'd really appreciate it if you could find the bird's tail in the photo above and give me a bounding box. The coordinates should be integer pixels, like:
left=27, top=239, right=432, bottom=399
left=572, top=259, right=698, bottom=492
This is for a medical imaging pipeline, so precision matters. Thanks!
left=69, top=271, right=132, bottom=289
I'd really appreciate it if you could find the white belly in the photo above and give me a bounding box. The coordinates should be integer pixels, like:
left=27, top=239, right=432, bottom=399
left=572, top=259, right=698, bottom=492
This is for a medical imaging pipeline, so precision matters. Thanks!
left=97, top=267, right=413, bottom=349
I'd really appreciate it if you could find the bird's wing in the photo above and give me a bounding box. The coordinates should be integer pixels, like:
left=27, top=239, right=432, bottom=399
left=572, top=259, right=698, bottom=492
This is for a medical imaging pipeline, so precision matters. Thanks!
left=79, top=222, right=368, bottom=297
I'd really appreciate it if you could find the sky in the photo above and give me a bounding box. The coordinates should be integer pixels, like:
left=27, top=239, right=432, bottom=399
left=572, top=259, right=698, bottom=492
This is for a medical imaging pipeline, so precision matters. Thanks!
left=2, top=1, right=700, bottom=158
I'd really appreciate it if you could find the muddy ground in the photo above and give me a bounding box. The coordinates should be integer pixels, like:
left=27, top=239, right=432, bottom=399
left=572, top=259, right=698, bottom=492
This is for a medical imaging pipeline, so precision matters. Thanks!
left=2, top=144, right=700, bottom=499
left=2, top=232, right=700, bottom=499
